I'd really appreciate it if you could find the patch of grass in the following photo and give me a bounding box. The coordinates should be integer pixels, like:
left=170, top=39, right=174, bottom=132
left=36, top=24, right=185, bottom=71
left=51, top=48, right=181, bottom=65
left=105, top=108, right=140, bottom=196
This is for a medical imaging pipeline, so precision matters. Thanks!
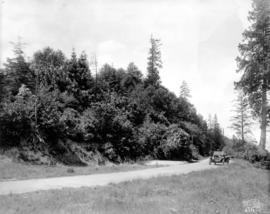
left=0, top=155, right=155, bottom=181
left=0, top=160, right=269, bottom=214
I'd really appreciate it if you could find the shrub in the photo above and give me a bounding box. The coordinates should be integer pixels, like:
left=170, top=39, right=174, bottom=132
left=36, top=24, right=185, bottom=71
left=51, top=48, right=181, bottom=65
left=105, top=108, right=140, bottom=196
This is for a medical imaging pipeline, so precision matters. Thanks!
left=179, top=121, right=211, bottom=156
left=223, top=138, right=270, bottom=169
left=158, top=124, right=194, bottom=160
left=0, top=87, right=35, bottom=147
left=59, top=108, right=98, bottom=142
left=59, top=108, right=81, bottom=139
left=138, top=120, right=167, bottom=158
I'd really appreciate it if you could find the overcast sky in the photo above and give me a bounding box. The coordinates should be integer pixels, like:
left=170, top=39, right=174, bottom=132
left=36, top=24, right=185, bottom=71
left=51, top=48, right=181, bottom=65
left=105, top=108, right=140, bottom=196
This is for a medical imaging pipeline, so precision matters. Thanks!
left=1, top=0, right=263, bottom=144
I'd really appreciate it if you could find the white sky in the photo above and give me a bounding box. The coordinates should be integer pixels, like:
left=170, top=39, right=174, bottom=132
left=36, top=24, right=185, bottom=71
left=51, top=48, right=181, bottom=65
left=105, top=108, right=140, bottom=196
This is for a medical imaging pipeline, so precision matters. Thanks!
left=2, top=0, right=267, bottom=148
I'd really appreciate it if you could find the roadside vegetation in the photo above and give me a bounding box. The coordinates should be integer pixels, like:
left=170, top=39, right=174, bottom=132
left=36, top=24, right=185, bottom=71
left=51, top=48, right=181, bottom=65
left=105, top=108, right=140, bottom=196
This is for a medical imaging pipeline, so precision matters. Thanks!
left=0, top=0, right=269, bottom=178
left=0, top=36, right=224, bottom=166
left=226, top=0, right=270, bottom=170
left=0, top=160, right=269, bottom=214
left=223, top=137, right=270, bottom=170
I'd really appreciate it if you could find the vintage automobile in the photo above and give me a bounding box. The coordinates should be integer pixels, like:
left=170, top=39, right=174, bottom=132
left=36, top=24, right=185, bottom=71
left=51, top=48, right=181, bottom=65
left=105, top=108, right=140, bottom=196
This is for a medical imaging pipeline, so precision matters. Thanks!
left=209, top=151, right=230, bottom=165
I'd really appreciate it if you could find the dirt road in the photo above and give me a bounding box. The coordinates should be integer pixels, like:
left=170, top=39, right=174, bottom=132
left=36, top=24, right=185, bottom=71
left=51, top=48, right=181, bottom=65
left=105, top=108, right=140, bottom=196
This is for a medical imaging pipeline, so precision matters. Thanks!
left=0, top=159, right=220, bottom=195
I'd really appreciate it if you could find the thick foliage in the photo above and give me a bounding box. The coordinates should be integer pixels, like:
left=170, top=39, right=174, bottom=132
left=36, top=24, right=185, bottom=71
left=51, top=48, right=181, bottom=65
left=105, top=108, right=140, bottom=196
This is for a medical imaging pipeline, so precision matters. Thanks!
left=223, top=137, right=270, bottom=169
left=0, top=86, right=35, bottom=147
left=158, top=124, right=195, bottom=160
left=0, top=46, right=223, bottom=164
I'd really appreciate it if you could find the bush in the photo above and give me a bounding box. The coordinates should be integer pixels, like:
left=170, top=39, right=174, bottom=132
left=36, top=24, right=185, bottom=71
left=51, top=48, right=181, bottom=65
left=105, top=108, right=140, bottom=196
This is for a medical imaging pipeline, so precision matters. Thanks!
left=59, top=108, right=81, bottom=139
left=37, top=89, right=65, bottom=140
left=223, top=138, right=270, bottom=169
left=0, top=88, right=35, bottom=147
left=243, top=144, right=268, bottom=163
left=138, top=120, right=167, bottom=158
left=158, top=124, right=194, bottom=160
left=91, top=97, right=138, bottom=161
left=59, top=108, right=97, bottom=142
left=179, top=121, right=211, bottom=156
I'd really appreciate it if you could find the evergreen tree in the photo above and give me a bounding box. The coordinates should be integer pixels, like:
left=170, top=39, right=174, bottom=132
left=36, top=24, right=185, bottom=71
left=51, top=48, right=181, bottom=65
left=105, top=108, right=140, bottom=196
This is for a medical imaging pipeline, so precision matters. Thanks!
left=211, top=114, right=224, bottom=150
left=213, top=115, right=220, bottom=130
left=230, top=91, right=253, bottom=142
left=4, top=41, right=34, bottom=95
left=31, top=47, right=66, bottom=89
left=0, top=71, right=4, bottom=102
left=98, top=64, right=127, bottom=95
left=127, top=62, right=142, bottom=83
left=145, top=36, right=162, bottom=86
left=235, top=0, right=270, bottom=149
left=180, top=81, right=191, bottom=100
left=121, top=62, right=142, bottom=92
left=207, top=114, right=213, bottom=130
left=66, top=51, right=94, bottom=109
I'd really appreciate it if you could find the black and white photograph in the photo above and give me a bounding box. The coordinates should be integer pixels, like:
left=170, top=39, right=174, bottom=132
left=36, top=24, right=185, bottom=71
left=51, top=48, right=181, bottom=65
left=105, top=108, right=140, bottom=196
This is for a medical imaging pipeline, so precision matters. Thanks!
left=0, top=0, right=270, bottom=213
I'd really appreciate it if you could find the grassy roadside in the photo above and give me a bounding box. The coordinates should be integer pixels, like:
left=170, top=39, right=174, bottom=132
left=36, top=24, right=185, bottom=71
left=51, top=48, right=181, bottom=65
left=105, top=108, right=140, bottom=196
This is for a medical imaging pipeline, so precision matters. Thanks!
left=0, top=159, right=269, bottom=214
left=0, top=155, right=155, bottom=181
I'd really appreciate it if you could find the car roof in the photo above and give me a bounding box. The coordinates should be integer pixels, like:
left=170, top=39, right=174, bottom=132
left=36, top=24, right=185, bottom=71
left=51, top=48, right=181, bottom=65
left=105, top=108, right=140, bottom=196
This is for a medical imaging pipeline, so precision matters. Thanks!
left=213, top=151, right=224, bottom=155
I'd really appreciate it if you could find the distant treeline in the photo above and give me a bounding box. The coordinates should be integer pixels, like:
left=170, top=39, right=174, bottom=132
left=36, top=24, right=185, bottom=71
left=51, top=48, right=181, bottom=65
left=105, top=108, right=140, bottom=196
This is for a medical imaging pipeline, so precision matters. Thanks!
left=0, top=38, right=224, bottom=165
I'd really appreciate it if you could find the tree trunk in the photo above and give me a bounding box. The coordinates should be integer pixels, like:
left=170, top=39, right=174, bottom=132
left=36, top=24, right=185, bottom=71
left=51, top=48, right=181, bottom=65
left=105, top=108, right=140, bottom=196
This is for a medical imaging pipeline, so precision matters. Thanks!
left=259, top=80, right=267, bottom=149
left=241, top=109, right=245, bottom=142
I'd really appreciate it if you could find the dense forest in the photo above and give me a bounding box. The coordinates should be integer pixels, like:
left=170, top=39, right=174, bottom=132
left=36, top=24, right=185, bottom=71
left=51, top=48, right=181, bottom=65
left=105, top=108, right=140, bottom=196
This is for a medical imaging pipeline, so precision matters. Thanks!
left=0, top=37, right=224, bottom=165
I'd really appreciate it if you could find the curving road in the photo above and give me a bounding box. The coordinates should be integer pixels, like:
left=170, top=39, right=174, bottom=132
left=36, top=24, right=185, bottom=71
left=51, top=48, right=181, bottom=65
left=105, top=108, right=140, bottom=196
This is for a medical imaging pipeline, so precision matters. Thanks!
left=0, top=159, right=220, bottom=195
